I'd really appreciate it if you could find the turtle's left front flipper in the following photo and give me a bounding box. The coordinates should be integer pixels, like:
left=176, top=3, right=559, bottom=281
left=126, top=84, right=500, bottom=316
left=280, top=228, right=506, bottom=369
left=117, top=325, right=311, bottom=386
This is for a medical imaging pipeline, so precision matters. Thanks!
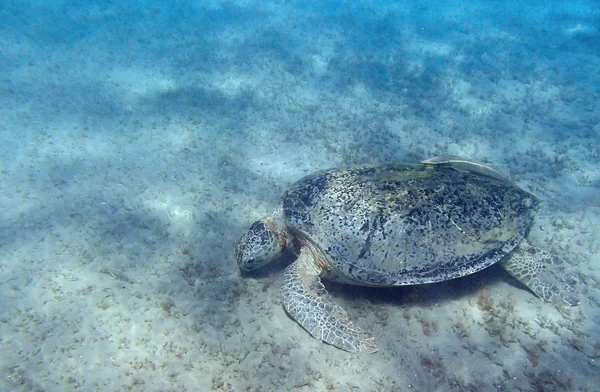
left=500, top=241, right=579, bottom=307
left=281, top=247, right=378, bottom=353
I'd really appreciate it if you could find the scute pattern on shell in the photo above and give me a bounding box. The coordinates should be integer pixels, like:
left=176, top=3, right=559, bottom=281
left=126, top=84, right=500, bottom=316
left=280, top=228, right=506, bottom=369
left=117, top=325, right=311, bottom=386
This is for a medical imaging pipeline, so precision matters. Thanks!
left=282, top=164, right=538, bottom=286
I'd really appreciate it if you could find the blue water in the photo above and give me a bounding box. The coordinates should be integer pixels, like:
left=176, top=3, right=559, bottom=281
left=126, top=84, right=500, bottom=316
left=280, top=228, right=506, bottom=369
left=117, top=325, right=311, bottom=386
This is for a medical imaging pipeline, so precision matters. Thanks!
left=1, top=1, right=598, bottom=391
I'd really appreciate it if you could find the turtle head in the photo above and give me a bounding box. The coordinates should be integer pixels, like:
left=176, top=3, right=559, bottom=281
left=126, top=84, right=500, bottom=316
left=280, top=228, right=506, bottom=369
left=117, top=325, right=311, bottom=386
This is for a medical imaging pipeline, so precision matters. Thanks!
left=235, top=218, right=288, bottom=272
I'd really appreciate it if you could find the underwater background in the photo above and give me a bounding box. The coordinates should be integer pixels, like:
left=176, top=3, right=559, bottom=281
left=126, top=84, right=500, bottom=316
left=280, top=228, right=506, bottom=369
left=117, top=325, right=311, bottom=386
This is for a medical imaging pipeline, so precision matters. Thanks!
left=0, top=0, right=599, bottom=390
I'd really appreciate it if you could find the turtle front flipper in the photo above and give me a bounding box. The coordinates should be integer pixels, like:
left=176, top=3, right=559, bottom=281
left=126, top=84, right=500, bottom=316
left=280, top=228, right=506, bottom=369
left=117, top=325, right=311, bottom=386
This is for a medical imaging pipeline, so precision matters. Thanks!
left=500, top=241, right=579, bottom=307
left=281, top=248, right=377, bottom=353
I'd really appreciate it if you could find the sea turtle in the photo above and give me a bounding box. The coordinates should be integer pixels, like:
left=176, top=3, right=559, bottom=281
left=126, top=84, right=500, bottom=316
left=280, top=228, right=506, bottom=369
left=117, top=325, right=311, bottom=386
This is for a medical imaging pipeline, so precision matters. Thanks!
left=235, top=157, right=578, bottom=352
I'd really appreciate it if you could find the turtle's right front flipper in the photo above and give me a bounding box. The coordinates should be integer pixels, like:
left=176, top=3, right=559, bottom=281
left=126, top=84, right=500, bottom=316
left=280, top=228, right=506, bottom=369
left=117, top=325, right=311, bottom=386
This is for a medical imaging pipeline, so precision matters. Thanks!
left=281, top=248, right=377, bottom=353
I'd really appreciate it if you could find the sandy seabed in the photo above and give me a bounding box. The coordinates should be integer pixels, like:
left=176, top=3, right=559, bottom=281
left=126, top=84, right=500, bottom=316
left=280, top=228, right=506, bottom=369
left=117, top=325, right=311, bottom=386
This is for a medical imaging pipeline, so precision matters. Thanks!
left=0, top=1, right=599, bottom=391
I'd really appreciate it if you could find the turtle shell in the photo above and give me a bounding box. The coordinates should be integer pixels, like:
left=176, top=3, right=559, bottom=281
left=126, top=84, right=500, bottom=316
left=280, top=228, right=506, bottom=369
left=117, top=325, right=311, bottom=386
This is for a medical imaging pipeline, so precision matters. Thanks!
left=282, top=163, right=537, bottom=286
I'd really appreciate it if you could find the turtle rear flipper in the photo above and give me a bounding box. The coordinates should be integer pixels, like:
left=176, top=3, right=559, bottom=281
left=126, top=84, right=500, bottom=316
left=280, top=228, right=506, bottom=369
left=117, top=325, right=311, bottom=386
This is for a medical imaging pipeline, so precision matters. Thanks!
left=281, top=248, right=378, bottom=353
left=500, top=241, right=579, bottom=307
